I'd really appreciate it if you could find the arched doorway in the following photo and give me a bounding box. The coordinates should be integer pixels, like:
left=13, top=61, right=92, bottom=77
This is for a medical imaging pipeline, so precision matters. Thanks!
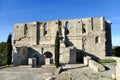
left=33, top=54, right=39, bottom=65
left=44, top=51, right=53, bottom=65
left=44, top=52, right=52, bottom=58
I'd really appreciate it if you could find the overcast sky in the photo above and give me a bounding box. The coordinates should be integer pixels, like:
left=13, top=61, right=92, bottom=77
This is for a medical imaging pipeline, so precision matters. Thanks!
left=0, top=0, right=120, bottom=46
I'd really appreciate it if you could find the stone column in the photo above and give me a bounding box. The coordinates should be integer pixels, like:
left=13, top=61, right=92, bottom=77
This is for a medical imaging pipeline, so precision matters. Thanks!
left=69, top=47, right=76, bottom=64
left=45, top=58, right=51, bottom=65
left=32, top=58, right=36, bottom=68
left=84, top=56, right=91, bottom=66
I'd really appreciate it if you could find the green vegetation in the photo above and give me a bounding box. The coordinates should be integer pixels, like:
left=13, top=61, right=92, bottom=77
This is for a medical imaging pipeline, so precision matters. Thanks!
left=98, top=59, right=117, bottom=66
left=0, top=42, right=7, bottom=64
left=54, top=31, right=60, bottom=68
left=112, top=46, right=120, bottom=57
left=6, top=34, right=12, bottom=65
left=98, top=59, right=116, bottom=63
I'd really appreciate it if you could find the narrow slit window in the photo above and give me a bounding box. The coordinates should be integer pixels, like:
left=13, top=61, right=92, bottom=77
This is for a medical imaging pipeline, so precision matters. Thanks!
left=24, top=24, right=28, bottom=35
left=82, top=24, right=86, bottom=33
left=43, top=23, right=48, bottom=36
left=95, top=36, right=100, bottom=44
left=65, top=22, right=69, bottom=29
left=65, top=22, right=69, bottom=34
left=82, top=27, right=86, bottom=33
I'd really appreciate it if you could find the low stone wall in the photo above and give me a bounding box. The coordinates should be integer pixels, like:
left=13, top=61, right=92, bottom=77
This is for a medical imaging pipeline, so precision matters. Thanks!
left=45, top=58, right=53, bottom=65
left=45, top=58, right=51, bottom=65
left=105, top=57, right=120, bottom=80
left=84, top=56, right=91, bottom=66
left=84, top=56, right=105, bottom=72
left=89, top=60, right=105, bottom=72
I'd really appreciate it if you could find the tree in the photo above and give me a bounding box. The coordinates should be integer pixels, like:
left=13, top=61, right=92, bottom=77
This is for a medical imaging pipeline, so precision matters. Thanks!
left=112, top=46, right=120, bottom=57
left=0, top=42, right=7, bottom=64
left=6, top=34, right=12, bottom=65
left=54, top=31, right=60, bottom=67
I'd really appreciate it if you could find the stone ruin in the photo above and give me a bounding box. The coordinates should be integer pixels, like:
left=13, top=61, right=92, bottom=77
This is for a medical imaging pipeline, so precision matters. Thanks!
left=12, top=17, right=112, bottom=66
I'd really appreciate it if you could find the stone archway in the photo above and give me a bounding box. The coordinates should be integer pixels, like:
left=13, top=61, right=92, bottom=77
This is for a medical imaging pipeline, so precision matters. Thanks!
left=33, top=54, right=39, bottom=65
left=44, top=51, right=53, bottom=65
left=44, top=52, right=52, bottom=58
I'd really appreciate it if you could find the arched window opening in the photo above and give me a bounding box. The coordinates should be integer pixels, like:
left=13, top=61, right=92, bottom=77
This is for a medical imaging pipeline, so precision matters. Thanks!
left=43, top=23, right=48, bottom=36
left=58, top=20, right=62, bottom=26
left=33, top=54, right=39, bottom=65
left=44, top=52, right=52, bottom=58
left=82, top=24, right=86, bottom=34
left=82, top=27, right=86, bottom=33
left=65, top=22, right=69, bottom=34
left=65, top=22, right=69, bottom=29
left=95, top=36, right=100, bottom=44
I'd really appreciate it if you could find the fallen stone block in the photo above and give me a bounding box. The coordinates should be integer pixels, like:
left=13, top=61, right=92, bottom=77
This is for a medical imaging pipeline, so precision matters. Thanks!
left=84, top=56, right=91, bottom=66
left=89, top=60, right=105, bottom=72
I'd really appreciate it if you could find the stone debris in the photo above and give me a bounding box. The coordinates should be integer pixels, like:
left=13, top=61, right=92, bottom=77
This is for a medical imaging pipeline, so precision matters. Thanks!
left=89, top=60, right=105, bottom=72
left=0, top=63, right=116, bottom=80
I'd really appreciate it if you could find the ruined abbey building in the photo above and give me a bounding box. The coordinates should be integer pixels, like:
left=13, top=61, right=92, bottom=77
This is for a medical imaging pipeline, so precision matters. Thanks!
left=13, top=17, right=112, bottom=66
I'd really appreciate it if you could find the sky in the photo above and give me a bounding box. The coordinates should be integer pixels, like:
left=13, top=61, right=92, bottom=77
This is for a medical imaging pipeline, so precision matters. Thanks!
left=0, top=0, right=120, bottom=46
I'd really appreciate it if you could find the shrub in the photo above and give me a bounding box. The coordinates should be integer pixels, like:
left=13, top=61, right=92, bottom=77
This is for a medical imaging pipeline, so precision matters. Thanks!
left=6, top=34, right=12, bottom=65
left=0, top=42, right=7, bottom=64
left=112, top=46, right=120, bottom=57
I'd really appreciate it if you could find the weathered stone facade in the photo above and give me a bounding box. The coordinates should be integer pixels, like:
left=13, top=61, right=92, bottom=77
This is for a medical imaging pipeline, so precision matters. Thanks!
left=13, top=17, right=112, bottom=65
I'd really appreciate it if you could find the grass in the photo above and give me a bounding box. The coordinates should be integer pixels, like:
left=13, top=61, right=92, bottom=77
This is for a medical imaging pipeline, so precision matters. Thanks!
left=98, top=59, right=117, bottom=66
left=0, top=64, right=12, bottom=69
left=98, top=59, right=116, bottom=63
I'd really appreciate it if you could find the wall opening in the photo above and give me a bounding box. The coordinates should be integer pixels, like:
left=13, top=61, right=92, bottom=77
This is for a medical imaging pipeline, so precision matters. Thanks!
left=43, top=23, right=48, bottom=36
left=82, top=28, right=86, bottom=33
left=44, top=51, right=53, bottom=65
left=82, top=24, right=86, bottom=34
left=65, top=21, right=69, bottom=29
left=95, top=36, right=100, bottom=44
left=24, top=24, right=28, bottom=35
left=33, top=54, right=39, bottom=65
left=76, top=51, right=84, bottom=63
left=44, top=52, right=52, bottom=58
left=65, top=22, right=69, bottom=34
left=16, top=26, right=19, bottom=28
left=23, top=48, right=25, bottom=55
left=58, top=20, right=62, bottom=37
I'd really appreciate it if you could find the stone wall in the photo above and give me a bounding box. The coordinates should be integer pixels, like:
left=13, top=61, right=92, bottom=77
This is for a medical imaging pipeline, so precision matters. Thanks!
left=89, top=59, right=105, bottom=72
left=13, top=17, right=112, bottom=65
left=59, top=45, right=70, bottom=63
left=84, top=56, right=105, bottom=72
left=12, top=46, right=28, bottom=65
